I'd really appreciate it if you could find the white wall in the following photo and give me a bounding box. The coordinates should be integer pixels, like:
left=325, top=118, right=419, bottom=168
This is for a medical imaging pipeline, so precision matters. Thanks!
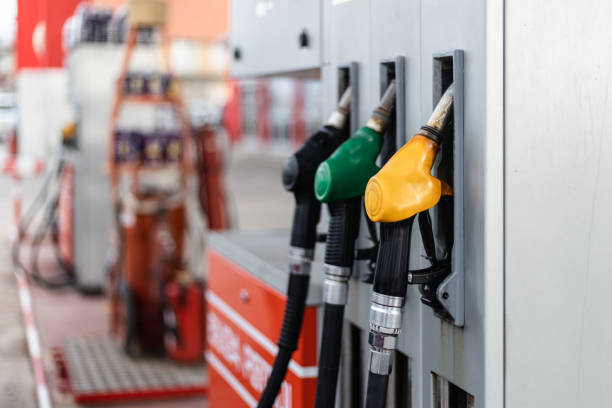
left=505, top=1, right=612, bottom=407
left=16, top=68, right=73, bottom=157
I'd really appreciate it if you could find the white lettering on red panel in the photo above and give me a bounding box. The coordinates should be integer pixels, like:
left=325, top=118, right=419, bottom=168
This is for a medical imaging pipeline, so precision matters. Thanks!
left=207, top=311, right=292, bottom=408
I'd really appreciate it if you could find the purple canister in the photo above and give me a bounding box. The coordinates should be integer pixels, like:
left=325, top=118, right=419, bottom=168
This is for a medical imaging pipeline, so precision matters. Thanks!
left=114, top=130, right=142, bottom=163
left=147, top=73, right=164, bottom=96
left=163, top=132, right=182, bottom=163
left=161, top=74, right=175, bottom=98
left=142, top=132, right=165, bottom=166
left=127, top=72, right=145, bottom=95
left=122, top=73, right=132, bottom=95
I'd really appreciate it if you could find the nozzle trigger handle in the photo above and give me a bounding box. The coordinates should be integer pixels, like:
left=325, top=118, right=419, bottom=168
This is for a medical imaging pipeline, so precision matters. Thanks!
left=373, top=217, right=415, bottom=298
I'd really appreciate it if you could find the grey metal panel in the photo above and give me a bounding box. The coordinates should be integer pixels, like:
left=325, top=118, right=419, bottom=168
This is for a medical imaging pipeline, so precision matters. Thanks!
left=207, top=231, right=324, bottom=305
left=337, top=62, right=359, bottom=136
left=327, top=0, right=372, bottom=127
left=369, top=0, right=421, bottom=147
left=379, top=56, right=406, bottom=156
left=505, top=2, right=612, bottom=407
left=229, top=0, right=322, bottom=77
left=433, top=50, right=464, bottom=327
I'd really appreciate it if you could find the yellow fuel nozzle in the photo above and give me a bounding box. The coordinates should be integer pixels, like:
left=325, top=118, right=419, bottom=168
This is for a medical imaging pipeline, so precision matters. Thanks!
left=365, top=84, right=455, bottom=223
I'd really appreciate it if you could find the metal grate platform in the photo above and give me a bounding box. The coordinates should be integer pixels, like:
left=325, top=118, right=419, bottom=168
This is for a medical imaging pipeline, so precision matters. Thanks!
left=58, top=337, right=207, bottom=404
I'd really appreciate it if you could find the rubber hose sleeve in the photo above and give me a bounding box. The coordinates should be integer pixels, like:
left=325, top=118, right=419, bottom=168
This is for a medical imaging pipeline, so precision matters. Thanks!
left=324, top=196, right=362, bottom=267
left=365, top=372, right=390, bottom=408
left=257, top=274, right=310, bottom=408
left=314, top=303, right=345, bottom=408
left=373, top=217, right=415, bottom=297
left=290, top=198, right=321, bottom=250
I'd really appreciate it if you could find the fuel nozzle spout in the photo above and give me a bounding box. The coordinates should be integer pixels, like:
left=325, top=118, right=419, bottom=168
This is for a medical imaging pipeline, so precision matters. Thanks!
left=364, top=82, right=455, bottom=223
left=367, top=80, right=397, bottom=134
left=326, top=86, right=352, bottom=130
left=419, top=83, right=455, bottom=144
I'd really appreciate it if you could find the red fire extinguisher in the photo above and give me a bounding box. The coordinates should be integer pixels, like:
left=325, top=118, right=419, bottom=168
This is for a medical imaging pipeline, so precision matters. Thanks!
left=192, top=124, right=230, bottom=230
left=111, top=205, right=186, bottom=355
left=164, top=277, right=205, bottom=363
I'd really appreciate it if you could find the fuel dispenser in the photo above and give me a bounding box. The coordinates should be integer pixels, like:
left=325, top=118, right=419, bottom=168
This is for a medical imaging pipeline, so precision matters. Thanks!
left=363, top=83, right=455, bottom=407
left=256, top=87, right=352, bottom=408
left=311, top=81, right=397, bottom=408
left=106, top=8, right=203, bottom=361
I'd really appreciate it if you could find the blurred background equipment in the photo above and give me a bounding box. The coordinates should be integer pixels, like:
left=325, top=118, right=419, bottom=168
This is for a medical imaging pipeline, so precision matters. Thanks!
left=1, top=0, right=313, bottom=406
left=12, top=124, right=78, bottom=290
left=105, top=2, right=191, bottom=356
left=3, top=0, right=243, bottom=406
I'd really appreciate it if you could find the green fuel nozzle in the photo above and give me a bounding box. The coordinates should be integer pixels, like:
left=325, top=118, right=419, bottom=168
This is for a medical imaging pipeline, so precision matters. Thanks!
left=314, top=80, right=396, bottom=203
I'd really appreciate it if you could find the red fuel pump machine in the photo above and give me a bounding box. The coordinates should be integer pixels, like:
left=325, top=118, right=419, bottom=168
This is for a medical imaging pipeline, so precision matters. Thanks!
left=106, top=15, right=204, bottom=361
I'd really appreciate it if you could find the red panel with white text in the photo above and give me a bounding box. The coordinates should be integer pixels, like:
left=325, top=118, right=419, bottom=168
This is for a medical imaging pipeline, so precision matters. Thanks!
left=205, top=250, right=317, bottom=408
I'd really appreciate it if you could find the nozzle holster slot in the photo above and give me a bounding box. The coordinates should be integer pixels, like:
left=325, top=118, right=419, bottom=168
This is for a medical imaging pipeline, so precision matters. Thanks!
left=337, top=62, right=359, bottom=136
left=378, top=56, right=406, bottom=165
left=423, top=49, right=464, bottom=326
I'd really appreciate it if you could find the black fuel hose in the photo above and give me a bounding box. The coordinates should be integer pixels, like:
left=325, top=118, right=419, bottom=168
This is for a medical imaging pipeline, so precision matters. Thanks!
left=362, top=218, right=414, bottom=406
left=29, top=193, right=76, bottom=289
left=257, top=119, right=350, bottom=407
left=314, top=303, right=345, bottom=407
left=257, top=273, right=310, bottom=407
left=365, top=372, right=390, bottom=408
left=12, top=158, right=76, bottom=289
left=313, top=197, right=361, bottom=408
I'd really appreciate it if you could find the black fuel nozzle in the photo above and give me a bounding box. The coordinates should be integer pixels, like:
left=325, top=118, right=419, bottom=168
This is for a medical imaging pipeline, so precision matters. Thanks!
left=281, top=86, right=352, bottom=252
left=257, top=87, right=353, bottom=408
